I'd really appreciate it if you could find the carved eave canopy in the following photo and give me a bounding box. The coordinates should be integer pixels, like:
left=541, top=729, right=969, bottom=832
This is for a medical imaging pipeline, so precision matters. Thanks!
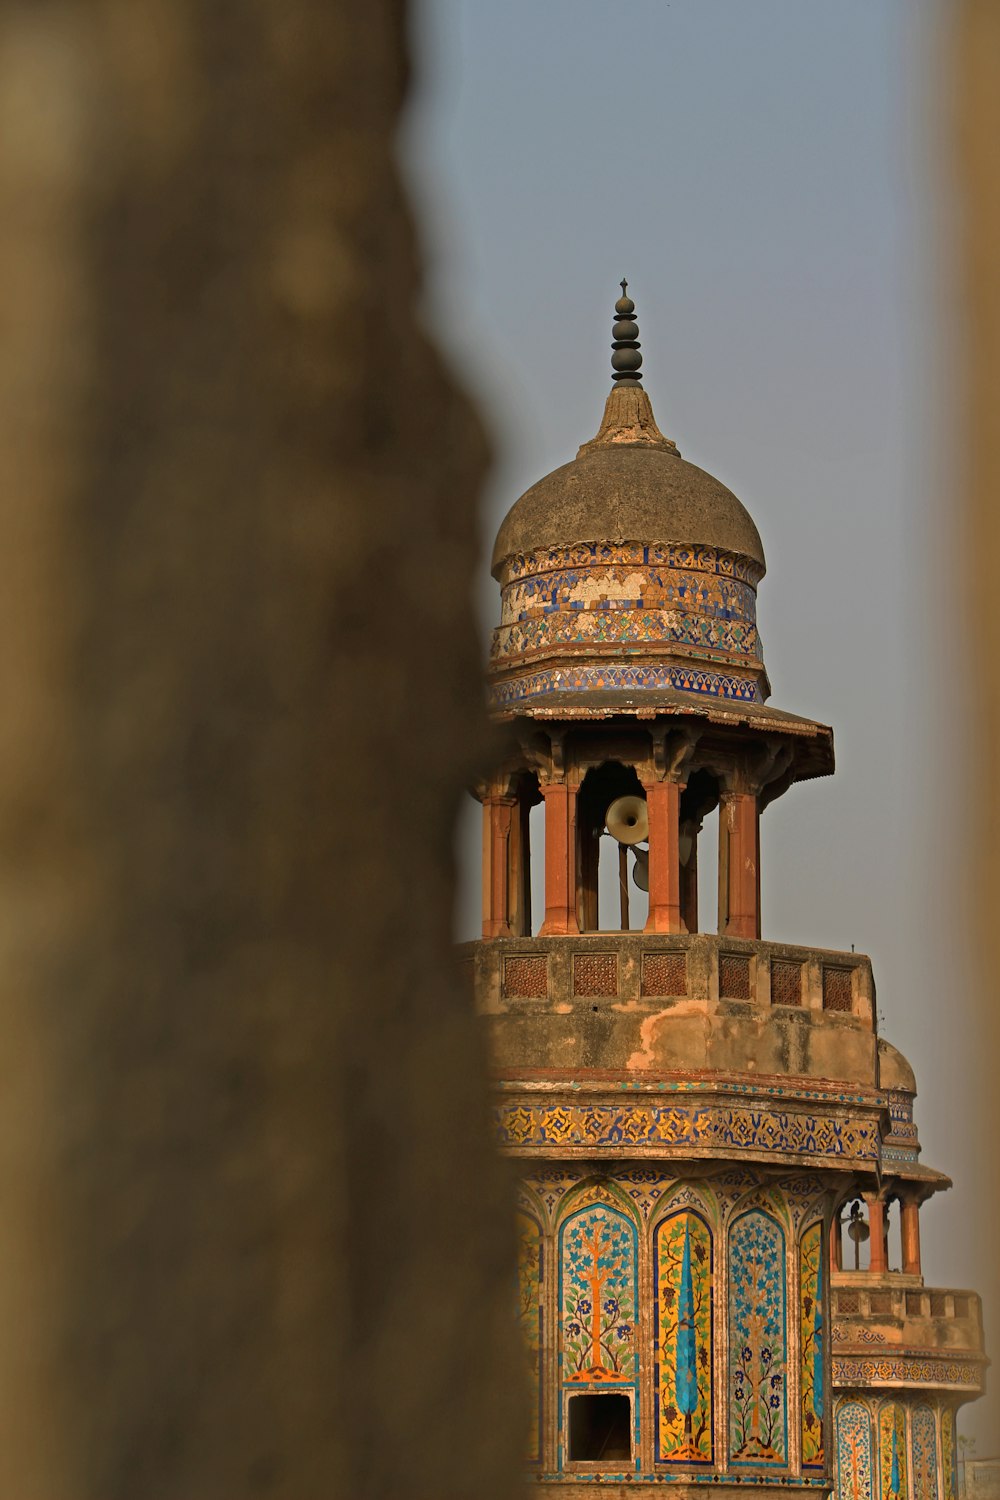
left=490, top=693, right=836, bottom=784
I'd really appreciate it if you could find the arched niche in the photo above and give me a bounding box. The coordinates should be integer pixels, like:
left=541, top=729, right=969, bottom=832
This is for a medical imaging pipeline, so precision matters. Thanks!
left=727, top=1208, right=788, bottom=1469
left=556, top=1186, right=640, bottom=1470
left=679, top=767, right=721, bottom=933
left=834, top=1399, right=874, bottom=1499
left=515, top=1206, right=544, bottom=1466
left=652, top=1206, right=714, bottom=1466
left=799, top=1220, right=825, bottom=1471
left=576, top=761, right=648, bottom=932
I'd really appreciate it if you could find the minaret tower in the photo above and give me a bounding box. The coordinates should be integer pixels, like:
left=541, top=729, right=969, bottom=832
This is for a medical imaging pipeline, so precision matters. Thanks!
left=461, top=287, right=986, bottom=1497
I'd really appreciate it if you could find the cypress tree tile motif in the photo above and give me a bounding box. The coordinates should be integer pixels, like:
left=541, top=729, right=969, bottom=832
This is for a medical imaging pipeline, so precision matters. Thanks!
left=654, top=1210, right=713, bottom=1464
left=942, top=1408, right=957, bottom=1500
left=800, top=1221, right=825, bottom=1468
left=878, top=1402, right=908, bottom=1499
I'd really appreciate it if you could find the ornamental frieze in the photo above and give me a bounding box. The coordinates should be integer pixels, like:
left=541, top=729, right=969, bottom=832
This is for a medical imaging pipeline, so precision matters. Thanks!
left=494, top=1099, right=880, bottom=1163
left=832, top=1354, right=984, bottom=1389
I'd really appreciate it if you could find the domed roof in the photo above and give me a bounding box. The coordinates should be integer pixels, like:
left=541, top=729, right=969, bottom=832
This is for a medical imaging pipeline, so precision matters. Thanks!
left=491, top=283, right=764, bottom=577
left=878, top=1039, right=917, bottom=1094
left=486, top=286, right=775, bottom=718
left=491, top=415, right=765, bottom=577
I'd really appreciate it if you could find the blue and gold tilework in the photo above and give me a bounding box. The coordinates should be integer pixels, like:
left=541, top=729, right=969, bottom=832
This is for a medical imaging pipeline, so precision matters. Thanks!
left=490, top=663, right=760, bottom=705
left=489, top=541, right=768, bottom=706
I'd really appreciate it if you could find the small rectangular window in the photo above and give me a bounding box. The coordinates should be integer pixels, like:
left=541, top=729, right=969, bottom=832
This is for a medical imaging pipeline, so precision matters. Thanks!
left=567, top=1392, right=632, bottom=1462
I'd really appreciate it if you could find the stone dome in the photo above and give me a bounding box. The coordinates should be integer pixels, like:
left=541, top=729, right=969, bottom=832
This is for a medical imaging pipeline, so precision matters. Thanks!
left=487, top=378, right=771, bottom=714
left=491, top=422, right=765, bottom=578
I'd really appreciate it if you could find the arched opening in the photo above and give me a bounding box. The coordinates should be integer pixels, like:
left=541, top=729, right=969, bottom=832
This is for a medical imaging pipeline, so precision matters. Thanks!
left=509, top=771, right=542, bottom=937
left=680, top=768, right=721, bottom=933
left=843, top=1199, right=871, bottom=1272
left=529, top=796, right=545, bottom=935
left=884, top=1197, right=905, bottom=1274
left=577, top=762, right=647, bottom=931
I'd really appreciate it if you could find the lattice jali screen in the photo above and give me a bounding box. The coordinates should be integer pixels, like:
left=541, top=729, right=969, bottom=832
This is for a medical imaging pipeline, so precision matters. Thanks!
left=770, top=959, right=803, bottom=1007
left=640, top=951, right=688, bottom=997
left=502, top=955, right=548, bottom=999
left=573, top=953, right=618, bottom=997
left=718, top=953, right=752, bottom=1000
left=822, top=965, right=853, bottom=1012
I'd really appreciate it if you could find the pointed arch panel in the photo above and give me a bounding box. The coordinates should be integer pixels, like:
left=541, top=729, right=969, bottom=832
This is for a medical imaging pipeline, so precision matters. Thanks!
left=559, top=1199, right=638, bottom=1385
left=911, top=1404, right=939, bottom=1499
left=835, top=1399, right=874, bottom=1499
left=654, top=1208, right=713, bottom=1464
left=799, top=1220, right=825, bottom=1468
left=942, top=1408, right=957, bottom=1500
left=515, top=1209, right=544, bottom=1464
left=877, top=1401, right=907, bottom=1499
left=728, top=1209, right=788, bottom=1467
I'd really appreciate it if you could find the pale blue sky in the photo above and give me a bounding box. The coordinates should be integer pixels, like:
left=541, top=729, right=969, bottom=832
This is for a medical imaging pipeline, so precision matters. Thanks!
left=401, top=0, right=990, bottom=1447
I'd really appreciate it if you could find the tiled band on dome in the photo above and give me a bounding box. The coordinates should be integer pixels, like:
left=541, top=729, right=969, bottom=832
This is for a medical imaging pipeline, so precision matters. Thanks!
left=489, top=540, right=766, bottom=704
left=502, top=568, right=757, bottom=627
left=489, top=662, right=761, bottom=705
left=490, top=608, right=761, bottom=666
left=499, top=541, right=764, bottom=586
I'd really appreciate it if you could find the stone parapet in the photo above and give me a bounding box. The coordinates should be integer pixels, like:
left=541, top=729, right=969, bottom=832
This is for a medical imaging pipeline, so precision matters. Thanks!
left=832, top=1272, right=986, bottom=1397
left=463, top=931, right=874, bottom=1017
left=461, top=933, right=880, bottom=1092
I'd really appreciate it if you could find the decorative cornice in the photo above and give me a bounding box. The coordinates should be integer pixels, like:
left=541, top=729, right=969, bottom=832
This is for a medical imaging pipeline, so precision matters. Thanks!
left=833, top=1353, right=986, bottom=1390
left=494, top=1098, right=880, bottom=1166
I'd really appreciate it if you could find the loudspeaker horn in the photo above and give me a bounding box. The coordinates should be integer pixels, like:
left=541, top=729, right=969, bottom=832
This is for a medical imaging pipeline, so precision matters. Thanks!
left=606, top=794, right=648, bottom=845
left=631, top=847, right=649, bottom=892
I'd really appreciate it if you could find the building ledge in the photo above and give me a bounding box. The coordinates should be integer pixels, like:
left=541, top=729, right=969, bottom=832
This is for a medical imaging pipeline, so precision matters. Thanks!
left=832, top=1274, right=986, bottom=1388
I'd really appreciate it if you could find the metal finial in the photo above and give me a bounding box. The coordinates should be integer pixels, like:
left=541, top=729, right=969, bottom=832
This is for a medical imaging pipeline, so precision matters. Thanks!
left=611, top=279, right=641, bottom=383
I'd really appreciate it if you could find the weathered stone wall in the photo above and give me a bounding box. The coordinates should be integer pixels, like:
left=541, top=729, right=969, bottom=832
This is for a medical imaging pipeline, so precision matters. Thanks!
left=0, top=3, right=523, bottom=1497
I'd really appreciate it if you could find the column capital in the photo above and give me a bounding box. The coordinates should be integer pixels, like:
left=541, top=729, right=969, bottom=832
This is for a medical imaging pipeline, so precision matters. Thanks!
left=647, top=725, right=699, bottom=784
left=720, top=739, right=794, bottom=800
left=539, top=768, right=583, bottom=792
left=473, top=770, right=519, bottom=802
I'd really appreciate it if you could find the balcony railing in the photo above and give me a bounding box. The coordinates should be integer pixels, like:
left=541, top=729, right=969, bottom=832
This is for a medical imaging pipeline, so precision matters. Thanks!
left=459, top=931, right=875, bottom=1027
left=832, top=1274, right=985, bottom=1357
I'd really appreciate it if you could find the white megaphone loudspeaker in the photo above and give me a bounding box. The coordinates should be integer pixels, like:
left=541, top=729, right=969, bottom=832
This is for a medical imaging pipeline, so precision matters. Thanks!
left=631, top=847, right=649, bottom=892
left=605, top=795, right=648, bottom=846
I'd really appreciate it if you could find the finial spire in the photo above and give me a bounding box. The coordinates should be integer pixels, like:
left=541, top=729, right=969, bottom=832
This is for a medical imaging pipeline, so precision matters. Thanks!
left=611, top=278, right=642, bottom=384
left=577, top=281, right=678, bottom=456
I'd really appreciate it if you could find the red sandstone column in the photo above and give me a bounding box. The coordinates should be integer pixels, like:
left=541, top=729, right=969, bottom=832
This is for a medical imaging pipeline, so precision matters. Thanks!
left=481, top=796, right=514, bottom=939
left=721, top=791, right=760, bottom=938
left=539, top=781, right=580, bottom=935
left=865, top=1196, right=888, bottom=1274
left=644, top=780, right=683, bottom=933
left=901, top=1197, right=922, bottom=1276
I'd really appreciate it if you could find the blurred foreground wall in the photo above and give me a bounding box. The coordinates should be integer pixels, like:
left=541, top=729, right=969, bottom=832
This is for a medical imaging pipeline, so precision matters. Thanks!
left=954, top=0, right=1000, bottom=1451
left=0, top=2, right=523, bottom=1497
